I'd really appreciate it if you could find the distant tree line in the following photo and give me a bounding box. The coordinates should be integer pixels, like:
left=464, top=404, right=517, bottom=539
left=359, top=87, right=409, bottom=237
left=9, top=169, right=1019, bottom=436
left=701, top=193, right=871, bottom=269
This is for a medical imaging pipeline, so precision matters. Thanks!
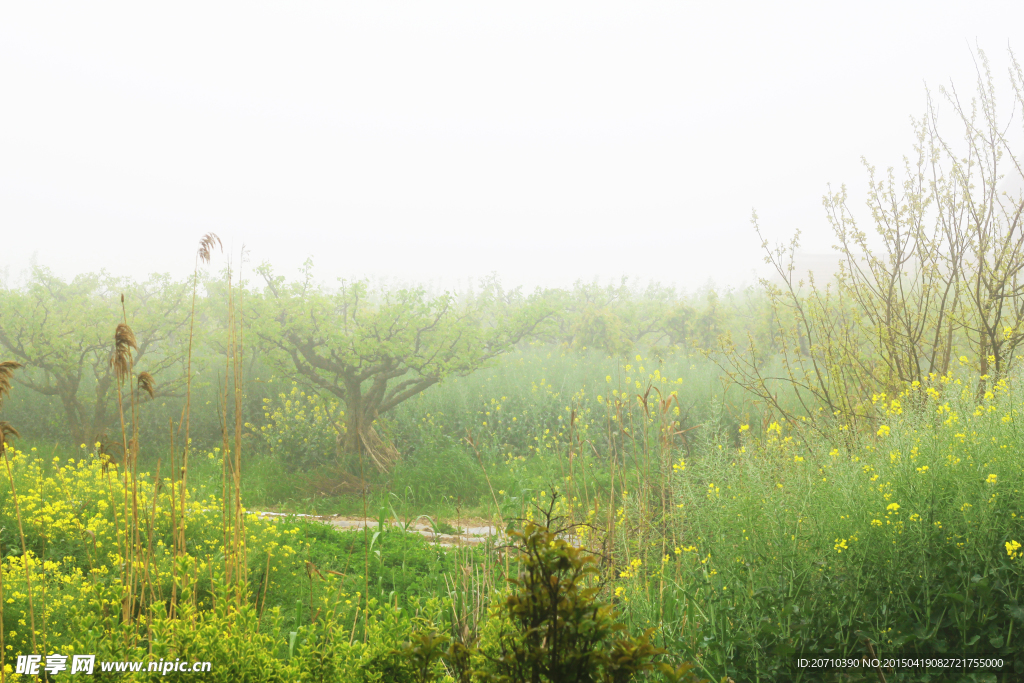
left=0, top=262, right=734, bottom=457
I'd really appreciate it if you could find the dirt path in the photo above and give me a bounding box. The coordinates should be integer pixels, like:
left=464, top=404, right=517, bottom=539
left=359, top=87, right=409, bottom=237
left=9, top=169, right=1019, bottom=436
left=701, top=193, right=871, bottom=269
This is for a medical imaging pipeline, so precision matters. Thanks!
left=256, top=511, right=503, bottom=548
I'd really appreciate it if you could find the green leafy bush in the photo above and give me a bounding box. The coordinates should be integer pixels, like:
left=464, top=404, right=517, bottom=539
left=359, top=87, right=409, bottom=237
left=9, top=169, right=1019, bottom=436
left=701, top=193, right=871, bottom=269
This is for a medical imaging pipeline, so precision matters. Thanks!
left=404, top=502, right=703, bottom=683
left=252, top=383, right=345, bottom=471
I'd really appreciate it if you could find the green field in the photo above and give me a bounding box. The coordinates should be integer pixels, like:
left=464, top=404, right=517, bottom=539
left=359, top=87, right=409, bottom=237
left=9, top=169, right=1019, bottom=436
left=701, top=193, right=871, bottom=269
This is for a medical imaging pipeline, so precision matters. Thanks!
left=2, top=340, right=1023, bottom=681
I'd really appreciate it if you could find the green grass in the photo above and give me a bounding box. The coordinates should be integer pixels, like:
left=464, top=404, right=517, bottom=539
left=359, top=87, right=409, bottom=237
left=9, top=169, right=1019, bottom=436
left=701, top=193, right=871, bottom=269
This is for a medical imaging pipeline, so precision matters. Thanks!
left=241, top=346, right=737, bottom=518
left=7, top=346, right=1024, bottom=680
left=253, top=519, right=489, bottom=633
left=258, top=349, right=1024, bottom=680
left=599, top=371, right=1024, bottom=681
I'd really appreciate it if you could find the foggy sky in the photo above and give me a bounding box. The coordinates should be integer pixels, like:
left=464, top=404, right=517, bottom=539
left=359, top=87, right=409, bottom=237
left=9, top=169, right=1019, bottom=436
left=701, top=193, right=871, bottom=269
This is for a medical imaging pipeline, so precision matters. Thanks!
left=2, top=3, right=1023, bottom=293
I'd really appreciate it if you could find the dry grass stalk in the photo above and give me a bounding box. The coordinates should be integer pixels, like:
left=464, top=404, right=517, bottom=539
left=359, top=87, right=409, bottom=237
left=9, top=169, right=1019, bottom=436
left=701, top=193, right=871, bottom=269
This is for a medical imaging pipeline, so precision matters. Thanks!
left=220, top=370, right=231, bottom=583
left=231, top=251, right=247, bottom=595
left=168, top=418, right=179, bottom=618
left=181, top=232, right=222, bottom=570
left=143, top=461, right=160, bottom=650
left=216, top=249, right=248, bottom=599
left=0, top=447, right=36, bottom=652
left=465, top=431, right=504, bottom=530
left=121, top=305, right=146, bottom=630
left=0, top=535, right=5, bottom=679
left=110, top=320, right=137, bottom=624
left=358, top=424, right=400, bottom=473
left=258, top=550, right=273, bottom=629
left=0, top=363, right=36, bottom=654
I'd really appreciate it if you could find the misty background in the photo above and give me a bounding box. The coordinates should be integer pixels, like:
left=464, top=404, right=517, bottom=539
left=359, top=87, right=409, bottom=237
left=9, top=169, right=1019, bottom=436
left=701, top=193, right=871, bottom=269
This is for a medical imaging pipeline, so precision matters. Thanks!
left=2, top=3, right=1024, bottom=292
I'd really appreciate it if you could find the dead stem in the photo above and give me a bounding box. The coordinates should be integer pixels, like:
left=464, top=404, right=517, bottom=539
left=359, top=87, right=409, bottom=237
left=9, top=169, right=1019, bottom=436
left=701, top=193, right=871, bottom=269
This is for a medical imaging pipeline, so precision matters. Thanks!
left=1, top=438, right=36, bottom=653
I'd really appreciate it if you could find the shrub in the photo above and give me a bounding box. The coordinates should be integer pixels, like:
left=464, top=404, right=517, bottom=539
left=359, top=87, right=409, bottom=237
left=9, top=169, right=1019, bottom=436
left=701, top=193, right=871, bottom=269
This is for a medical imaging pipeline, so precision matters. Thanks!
left=251, top=383, right=345, bottom=471
left=406, top=498, right=704, bottom=683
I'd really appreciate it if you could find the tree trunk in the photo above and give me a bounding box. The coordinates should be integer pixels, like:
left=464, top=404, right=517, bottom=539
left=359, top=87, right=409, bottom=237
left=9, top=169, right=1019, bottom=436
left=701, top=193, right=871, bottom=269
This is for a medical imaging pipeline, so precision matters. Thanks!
left=59, top=391, right=89, bottom=448
left=58, top=379, right=113, bottom=451
left=343, top=416, right=362, bottom=454
left=342, top=379, right=364, bottom=455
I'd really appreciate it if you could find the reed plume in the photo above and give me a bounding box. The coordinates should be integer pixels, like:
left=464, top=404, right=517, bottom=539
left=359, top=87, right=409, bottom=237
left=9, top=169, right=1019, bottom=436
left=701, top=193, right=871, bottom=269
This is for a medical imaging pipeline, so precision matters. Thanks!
left=0, top=360, right=22, bottom=408
left=0, top=421, right=19, bottom=452
left=0, top=360, right=21, bottom=452
left=198, top=233, right=223, bottom=265
left=137, top=372, right=156, bottom=399
left=111, top=323, right=138, bottom=383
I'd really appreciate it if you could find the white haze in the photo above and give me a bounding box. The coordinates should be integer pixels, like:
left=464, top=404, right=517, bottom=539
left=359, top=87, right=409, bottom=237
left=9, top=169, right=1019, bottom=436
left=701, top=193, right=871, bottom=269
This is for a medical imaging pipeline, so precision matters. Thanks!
left=1, top=2, right=1023, bottom=294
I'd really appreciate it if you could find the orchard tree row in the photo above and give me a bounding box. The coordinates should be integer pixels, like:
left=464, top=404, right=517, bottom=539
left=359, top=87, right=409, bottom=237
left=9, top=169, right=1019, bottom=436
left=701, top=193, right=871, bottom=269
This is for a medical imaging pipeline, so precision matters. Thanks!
left=0, top=265, right=729, bottom=454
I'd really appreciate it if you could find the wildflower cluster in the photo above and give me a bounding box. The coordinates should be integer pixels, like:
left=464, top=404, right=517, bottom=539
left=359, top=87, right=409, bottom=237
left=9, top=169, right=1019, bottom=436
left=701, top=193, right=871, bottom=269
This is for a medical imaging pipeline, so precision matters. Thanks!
left=251, top=381, right=344, bottom=470
left=0, top=446, right=308, bottom=659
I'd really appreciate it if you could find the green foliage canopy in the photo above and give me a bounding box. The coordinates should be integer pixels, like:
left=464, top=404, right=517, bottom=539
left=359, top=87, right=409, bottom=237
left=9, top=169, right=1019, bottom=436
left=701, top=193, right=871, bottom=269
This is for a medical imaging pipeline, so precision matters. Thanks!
left=251, top=265, right=551, bottom=465
left=0, top=267, right=190, bottom=447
